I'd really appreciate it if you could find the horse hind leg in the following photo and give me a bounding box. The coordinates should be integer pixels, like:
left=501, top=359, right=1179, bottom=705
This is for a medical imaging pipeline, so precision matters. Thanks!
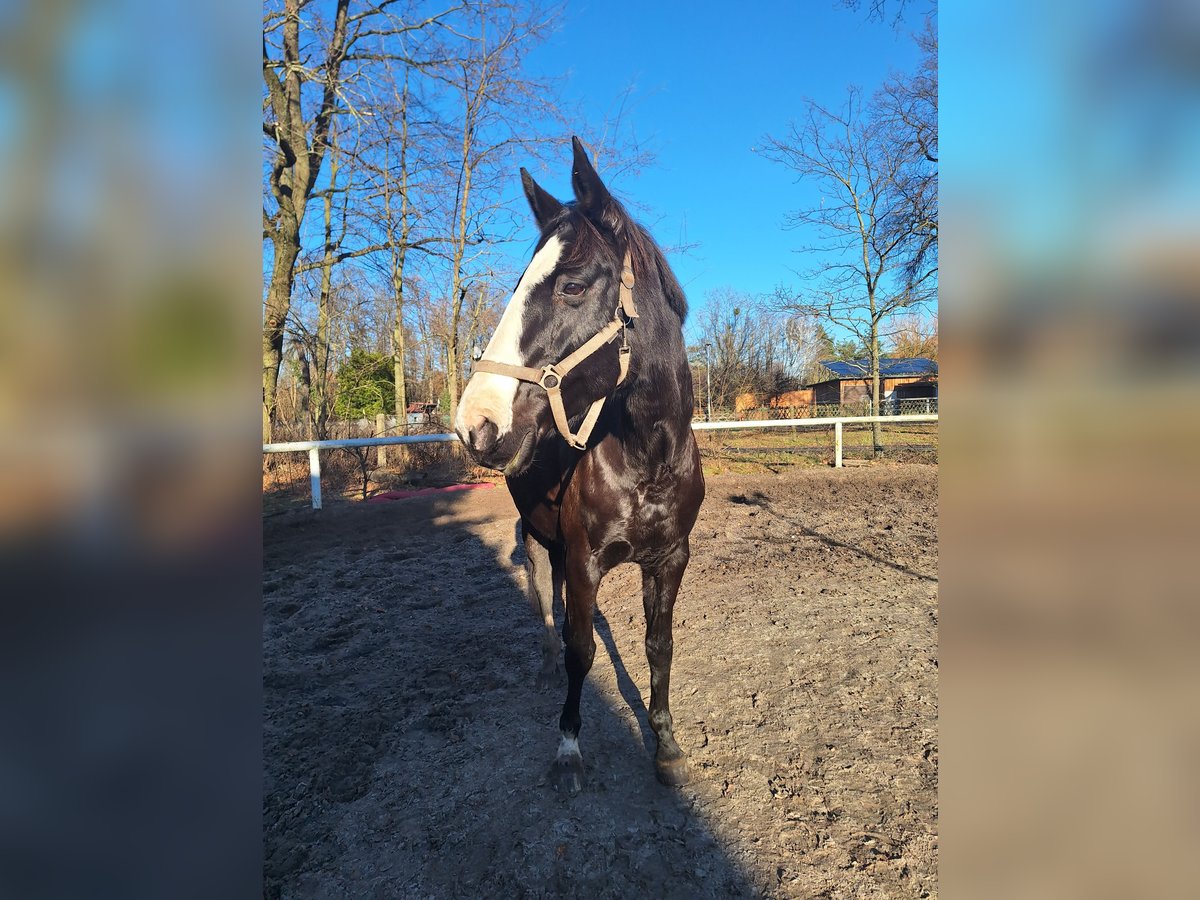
left=642, top=544, right=690, bottom=786
left=523, top=525, right=562, bottom=690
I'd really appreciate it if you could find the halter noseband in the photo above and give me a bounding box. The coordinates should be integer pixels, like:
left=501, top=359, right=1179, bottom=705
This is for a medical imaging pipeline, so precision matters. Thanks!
left=472, top=250, right=639, bottom=451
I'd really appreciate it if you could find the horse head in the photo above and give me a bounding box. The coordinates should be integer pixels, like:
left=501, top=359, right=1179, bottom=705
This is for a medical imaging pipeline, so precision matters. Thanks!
left=456, top=137, right=685, bottom=475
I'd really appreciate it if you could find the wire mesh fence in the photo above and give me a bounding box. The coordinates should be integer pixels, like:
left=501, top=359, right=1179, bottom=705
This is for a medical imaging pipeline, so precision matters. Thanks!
left=697, top=396, right=938, bottom=423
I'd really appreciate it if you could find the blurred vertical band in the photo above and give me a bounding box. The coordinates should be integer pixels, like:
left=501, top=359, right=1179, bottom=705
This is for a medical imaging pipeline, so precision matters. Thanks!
left=942, top=1, right=1200, bottom=897
left=0, top=1, right=261, bottom=897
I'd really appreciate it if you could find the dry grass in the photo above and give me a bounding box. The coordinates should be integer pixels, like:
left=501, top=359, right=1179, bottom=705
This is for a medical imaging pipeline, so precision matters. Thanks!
left=699, top=423, right=938, bottom=474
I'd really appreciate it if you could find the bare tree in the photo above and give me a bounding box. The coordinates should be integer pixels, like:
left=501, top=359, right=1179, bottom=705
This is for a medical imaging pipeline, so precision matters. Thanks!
left=264, top=2, right=672, bottom=443
left=299, top=118, right=359, bottom=440
left=438, top=0, right=557, bottom=422
left=362, top=62, right=448, bottom=434
left=691, top=293, right=760, bottom=411
left=784, top=314, right=836, bottom=385
left=410, top=282, right=451, bottom=412
left=262, top=0, right=456, bottom=443
left=877, top=16, right=938, bottom=288
left=762, top=87, right=936, bottom=455
left=690, top=289, right=802, bottom=410
left=381, top=71, right=416, bottom=431
left=574, top=82, right=658, bottom=191
left=839, top=0, right=935, bottom=28
left=887, top=312, right=938, bottom=359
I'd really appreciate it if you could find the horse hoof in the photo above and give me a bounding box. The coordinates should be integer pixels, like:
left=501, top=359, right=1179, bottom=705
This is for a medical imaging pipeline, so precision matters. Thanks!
left=655, top=755, right=690, bottom=787
left=550, top=755, right=585, bottom=795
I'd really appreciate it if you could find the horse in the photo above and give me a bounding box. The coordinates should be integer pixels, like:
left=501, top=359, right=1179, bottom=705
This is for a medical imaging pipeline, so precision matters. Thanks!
left=454, top=137, right=705, bottom=794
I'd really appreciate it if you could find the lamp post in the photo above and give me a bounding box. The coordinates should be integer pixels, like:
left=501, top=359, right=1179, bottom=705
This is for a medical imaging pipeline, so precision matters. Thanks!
left=702, top=342, right=713, bottom=422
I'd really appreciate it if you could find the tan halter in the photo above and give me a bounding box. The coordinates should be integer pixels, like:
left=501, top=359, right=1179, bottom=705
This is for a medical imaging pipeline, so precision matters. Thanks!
left=472, top=251, right=639, bottom=451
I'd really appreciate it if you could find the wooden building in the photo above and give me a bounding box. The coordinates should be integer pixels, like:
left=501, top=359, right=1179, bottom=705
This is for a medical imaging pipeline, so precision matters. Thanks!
left=405, top=402, right=439, bottom=425
left=810, top=358, right=938, bottom=411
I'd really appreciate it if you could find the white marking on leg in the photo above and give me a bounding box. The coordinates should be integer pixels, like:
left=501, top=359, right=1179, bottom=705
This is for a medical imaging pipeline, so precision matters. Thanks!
left=543, top=613, right=555, bottom=628
left=557, top=734, right=581, bottom=761
left=456, top=235, right=564, bottom=438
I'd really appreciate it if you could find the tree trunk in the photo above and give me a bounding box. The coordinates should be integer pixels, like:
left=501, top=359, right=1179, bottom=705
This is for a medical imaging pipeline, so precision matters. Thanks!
left=312, top=136, right=341, bottom=442
left=445, top=58, right=480, bottom=429
left=460, top=282, right=490, bottom=409
left=313, top=275, right=332, bottom=440
left=447, top=285, right=466, bottom=425
left=870, top=321, right=883, bottom=458
left=387, top=245, right=409, bottom=443
left=447, top=342, right=460, bottom=424
left=263, top=232, right=300, bottom=444
left=390, top=270, right=409, bottom=467
left=386, top=70, right=412, bottom=445
left=393, top=313, right=408, bottom=428
left=262, top=0, right=350, bottom=445
left=297, top=348, right=312, bottom=435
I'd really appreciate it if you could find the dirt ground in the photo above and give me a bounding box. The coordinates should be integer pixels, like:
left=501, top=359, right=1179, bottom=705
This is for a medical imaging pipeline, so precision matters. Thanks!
left=263, top=463, right=938, bottom=899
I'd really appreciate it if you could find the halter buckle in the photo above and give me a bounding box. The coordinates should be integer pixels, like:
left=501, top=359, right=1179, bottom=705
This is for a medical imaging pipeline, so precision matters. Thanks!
left=539, top=365, right=562, bottom=390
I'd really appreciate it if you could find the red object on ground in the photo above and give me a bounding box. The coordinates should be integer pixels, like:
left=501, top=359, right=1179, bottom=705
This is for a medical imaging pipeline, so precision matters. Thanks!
left=365, top=483, right=495, bottom=502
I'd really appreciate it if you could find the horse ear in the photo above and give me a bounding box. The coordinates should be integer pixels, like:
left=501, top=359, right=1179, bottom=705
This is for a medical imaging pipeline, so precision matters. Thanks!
left=521, top=168, right=564, bottom=231
left=570, top=136, right=612, bottom=219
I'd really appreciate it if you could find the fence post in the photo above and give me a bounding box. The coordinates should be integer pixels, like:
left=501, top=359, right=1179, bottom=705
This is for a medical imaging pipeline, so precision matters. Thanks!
left=375, top=413, right=388, bottom=467
left=834, top=421, right=843, bottom=468
left=308, top=447, right=322, bottom=510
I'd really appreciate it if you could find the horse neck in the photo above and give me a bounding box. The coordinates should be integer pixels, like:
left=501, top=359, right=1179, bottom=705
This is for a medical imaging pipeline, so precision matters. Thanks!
left=613, top=316, right=694, bottom=467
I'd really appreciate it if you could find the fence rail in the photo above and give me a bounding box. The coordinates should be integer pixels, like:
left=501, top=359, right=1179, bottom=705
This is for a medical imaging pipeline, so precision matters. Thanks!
left=264, top=413, right=938, bottom=509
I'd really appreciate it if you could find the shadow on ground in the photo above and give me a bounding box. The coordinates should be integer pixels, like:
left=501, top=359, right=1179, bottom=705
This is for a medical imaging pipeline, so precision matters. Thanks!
left=729, top=490, right=937, bottom=584
left=263, top=491, right=755, bottom=898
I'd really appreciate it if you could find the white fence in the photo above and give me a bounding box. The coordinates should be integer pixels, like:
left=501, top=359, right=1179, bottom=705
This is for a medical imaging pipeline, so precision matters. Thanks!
left=264, top=413, right=938, bottom=509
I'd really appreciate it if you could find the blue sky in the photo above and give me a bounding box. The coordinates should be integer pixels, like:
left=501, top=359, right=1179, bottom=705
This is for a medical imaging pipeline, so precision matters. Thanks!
left=514, top=1, right=929, bottom=337
left=941, top=0, right=1200, bottom=271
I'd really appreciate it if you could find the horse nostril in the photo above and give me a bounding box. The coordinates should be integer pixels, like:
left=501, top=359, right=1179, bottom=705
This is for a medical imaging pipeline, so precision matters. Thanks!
left=471, top=417, right=499, bottom=455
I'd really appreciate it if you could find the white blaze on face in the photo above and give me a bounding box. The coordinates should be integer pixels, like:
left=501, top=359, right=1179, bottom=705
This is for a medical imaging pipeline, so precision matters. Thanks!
left=456, top=235, right=564, bottom=438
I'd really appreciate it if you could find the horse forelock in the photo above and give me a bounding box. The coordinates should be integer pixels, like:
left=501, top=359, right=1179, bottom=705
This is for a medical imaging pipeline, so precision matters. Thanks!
left=544, top=202, right=688, bottom=324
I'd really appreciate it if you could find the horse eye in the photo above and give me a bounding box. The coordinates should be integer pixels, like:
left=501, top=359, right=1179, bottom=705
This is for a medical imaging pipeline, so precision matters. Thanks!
left=560, top=281, right=586, bottom=296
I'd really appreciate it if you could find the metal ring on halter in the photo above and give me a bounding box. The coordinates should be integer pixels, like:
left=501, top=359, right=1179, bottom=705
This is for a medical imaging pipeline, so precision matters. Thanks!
left=539, top=366, right=562, bottom=390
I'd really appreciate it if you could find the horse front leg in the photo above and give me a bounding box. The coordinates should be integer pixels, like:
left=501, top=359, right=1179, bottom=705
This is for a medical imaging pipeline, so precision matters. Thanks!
left=522, top=523, right=563, bottom=690
left=550, top=547, right=600, bottom=794
left=642, top=540, right=690, bottom=786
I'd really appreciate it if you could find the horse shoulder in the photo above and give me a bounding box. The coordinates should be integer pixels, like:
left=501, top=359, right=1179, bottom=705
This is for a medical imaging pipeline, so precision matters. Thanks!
left=506, top=464, right=570, bottom=545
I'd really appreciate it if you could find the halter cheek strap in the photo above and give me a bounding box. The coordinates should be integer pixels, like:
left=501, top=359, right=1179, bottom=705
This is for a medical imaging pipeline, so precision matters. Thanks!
left=472, top=251, right=638, bottom=451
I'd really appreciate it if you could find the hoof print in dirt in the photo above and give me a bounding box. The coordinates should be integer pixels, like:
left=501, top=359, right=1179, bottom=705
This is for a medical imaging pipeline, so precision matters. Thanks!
left=655, top=755, right=690, bottom=787
left=550, top=756, right=586, bottom=795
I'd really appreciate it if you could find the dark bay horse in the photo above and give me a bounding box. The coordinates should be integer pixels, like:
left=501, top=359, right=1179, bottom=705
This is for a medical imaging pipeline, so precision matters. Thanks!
left=454, top=138, right=705, bottom=793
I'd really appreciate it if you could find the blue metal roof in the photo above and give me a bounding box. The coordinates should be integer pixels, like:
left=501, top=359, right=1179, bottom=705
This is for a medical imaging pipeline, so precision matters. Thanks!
left=818, top=357, right=938, bottom=379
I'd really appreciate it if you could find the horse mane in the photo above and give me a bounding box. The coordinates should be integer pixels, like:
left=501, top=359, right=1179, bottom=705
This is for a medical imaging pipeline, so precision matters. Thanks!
left=553, top=199, right=689, bottom=323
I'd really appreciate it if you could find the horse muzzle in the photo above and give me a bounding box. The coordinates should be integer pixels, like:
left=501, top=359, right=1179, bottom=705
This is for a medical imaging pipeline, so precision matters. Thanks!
left=456, top=416, right=535, bottom=475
